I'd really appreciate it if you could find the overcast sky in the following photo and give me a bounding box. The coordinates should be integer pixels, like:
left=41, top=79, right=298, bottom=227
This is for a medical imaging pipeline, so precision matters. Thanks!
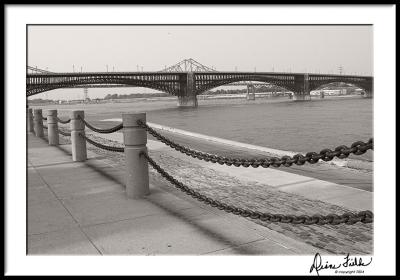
left=28, top=25, right=373, bottom=100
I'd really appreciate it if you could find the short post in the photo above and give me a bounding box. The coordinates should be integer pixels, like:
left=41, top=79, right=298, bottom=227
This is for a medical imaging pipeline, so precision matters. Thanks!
left=47, top=109, right=59, bottom=146
left=123, top=113, right=149, bottom=199
left=33, top=109, right=44, bottom=137
left=70, top=110, right=87, bottom=161
left=27, top=108, right=34, bottom=133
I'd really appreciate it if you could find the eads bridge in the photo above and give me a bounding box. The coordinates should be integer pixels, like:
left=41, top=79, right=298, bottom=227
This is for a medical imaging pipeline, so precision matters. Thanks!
left=27, top=59, right=373, bottom=107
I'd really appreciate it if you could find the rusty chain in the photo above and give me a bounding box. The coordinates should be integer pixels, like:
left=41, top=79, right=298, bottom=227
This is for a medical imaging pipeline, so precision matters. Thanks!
left=78, top=133, right=124, bottom=152
left=57, top=117, right=71, bottom=124
left=137, top=120, right=373, bottom=168
left=77, top=115, right=123, bottom=134
left=141, top=152, right=373, bottom=225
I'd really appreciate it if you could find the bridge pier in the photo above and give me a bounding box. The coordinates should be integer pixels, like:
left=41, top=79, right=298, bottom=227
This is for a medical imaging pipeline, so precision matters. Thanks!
left=292, top=74, right=311, bottom=101
left=363, top=90, right=373, bottom=98
left=177, top=95, right=198, bottom=108
left=178, top=72, right=198, bottom=108
left=246, top=85, right=255, bottom=101
left=292, top=92, right=311, bottom=101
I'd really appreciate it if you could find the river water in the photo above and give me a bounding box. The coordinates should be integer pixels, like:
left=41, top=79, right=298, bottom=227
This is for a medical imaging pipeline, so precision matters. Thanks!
left=145, top=96, right=373, bottom=161
left=48, top=95, right=373, bottom=161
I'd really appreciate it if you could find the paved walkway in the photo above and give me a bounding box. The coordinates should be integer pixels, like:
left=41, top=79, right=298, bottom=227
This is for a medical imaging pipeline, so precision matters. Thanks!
left=28, top=134, right=327, bottom=255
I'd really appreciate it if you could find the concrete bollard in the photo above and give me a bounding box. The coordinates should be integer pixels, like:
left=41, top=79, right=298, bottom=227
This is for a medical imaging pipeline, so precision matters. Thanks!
left=123, top=113, right=150, bottom=199
left=47, top=110, right=59, bottom=146
left=33, top=109, right=44, bottom=137
left=70, top=110, right=87, bottom=161
left=27, top=108, right=34, bottom=133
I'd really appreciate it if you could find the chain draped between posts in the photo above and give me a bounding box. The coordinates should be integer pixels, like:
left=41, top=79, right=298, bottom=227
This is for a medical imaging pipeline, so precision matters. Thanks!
left=141, top=152, right=373, bottom=225
left=77, top=115, right=123, bottom=134
left=78, top=133, right=124, bottom=152
left=56, top=116, right=72, bottom=136
left=58, top=129, right=71, bottom=136
left=137, top=120, right=373, bottom=168
left=33, top=109, right=374, bottom=225
left=57, top=117, right=71, bottom=124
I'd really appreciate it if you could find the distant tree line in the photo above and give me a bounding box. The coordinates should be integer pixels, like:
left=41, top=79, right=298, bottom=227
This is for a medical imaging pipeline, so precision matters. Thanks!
left=28, top=98, right=53, bottom=104
left=204, top=85, right=287, bottom=95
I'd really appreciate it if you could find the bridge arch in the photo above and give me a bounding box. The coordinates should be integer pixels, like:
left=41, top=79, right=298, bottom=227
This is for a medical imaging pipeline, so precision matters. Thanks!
left=198, top=81, right=293, bottom=96
left=26, top=76, right=181, bottom=97
left=195, top=75, right=297, bottom=94
left=309, top=78, right=372, bottom=93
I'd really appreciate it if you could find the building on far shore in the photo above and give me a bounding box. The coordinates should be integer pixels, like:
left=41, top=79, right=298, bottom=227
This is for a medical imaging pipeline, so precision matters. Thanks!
left=310, top=87, right=363, bottom=96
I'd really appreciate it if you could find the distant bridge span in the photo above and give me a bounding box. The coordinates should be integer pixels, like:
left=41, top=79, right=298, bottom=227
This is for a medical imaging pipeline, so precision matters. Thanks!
left=27, top=62, right=373, bottom=107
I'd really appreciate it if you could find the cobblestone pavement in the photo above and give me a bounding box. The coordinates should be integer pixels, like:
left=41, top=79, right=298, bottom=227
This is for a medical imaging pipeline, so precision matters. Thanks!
left=58, top=133, right=373, bottom=254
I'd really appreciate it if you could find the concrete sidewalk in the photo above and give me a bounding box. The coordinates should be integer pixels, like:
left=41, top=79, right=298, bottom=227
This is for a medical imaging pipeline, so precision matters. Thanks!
left=28, top=134, right=326, bottom=255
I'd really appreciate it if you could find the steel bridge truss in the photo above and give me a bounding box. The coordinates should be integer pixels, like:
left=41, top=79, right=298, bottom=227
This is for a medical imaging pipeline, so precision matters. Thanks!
left=26, top=65, right=373, bottom=97
left=160, top=58, right=216, bottom=73
left=26, top=73, right=185, bottom=97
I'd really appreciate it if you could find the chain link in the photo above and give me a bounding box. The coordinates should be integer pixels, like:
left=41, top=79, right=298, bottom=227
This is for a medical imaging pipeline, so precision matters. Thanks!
left=57, top=117, right=71, bottom=124
left=58, top=129, right=71, bottom=136
left=77, top=115, right=123, bottom=134
left=141, top=152, right=373, bottom=225
left=138, top=120, right=373, bottom=169
left=78, top=133, right=124, bottom=152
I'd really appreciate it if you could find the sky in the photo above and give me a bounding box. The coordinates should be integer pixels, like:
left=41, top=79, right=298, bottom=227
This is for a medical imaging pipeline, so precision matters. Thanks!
left=28, top=25, right=373, bottom=100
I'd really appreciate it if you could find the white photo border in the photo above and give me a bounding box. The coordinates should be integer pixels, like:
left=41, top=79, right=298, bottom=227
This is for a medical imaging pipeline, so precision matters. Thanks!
left=5, top=4, right=396, bottom=276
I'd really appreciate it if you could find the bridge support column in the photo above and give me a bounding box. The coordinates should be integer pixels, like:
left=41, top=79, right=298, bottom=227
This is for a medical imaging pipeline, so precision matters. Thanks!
left=123, top=113, right=149, bottom=199
left=178, top=72, right=198, bottom=108
left=246, top=85, right=255, bottom=100
left=33, top=109, right=44, bottom=137
left=363, top=90, right=373, bottom=98
left=70, top=110, right=87, bottom=162
left=47, top=109, right=59, bottom=146
left=27, top=108, right=34, bottom=133
left=293, top=93, right=311, bottom=101
left=178, top=95, right=198, bottom=108
left=293, top=74, right=311, bottom=101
